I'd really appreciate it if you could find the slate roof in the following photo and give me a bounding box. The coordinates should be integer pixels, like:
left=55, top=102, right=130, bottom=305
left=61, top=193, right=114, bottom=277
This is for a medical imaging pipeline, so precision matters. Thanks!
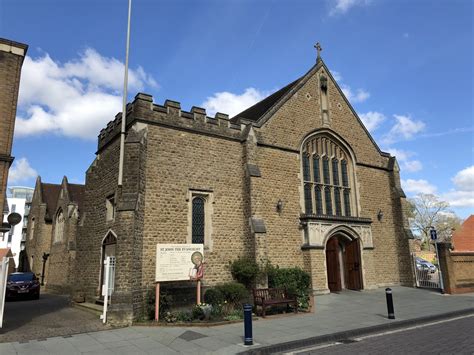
left=452, top=215, right=474, bottom=252
left=231, top=77, right=301, bottom=123
left=67, top=183, right=85, bottom=211
left=40, top=183, right=61, bottom=222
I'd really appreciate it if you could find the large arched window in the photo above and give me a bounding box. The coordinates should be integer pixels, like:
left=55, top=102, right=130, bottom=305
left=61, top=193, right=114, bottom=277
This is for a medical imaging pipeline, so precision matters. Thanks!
left=54, top=209, right=64, bottom=243
left=301, top=134, right=356, bottom=217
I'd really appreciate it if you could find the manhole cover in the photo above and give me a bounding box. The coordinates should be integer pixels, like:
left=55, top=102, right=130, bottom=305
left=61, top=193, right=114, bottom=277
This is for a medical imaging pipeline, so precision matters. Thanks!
left=178, top=330, right=208, bottom=341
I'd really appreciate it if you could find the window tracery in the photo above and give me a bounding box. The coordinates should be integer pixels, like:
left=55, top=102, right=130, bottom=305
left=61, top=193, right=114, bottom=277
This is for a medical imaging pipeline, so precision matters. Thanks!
left=301, top=134, right=355, bottom=217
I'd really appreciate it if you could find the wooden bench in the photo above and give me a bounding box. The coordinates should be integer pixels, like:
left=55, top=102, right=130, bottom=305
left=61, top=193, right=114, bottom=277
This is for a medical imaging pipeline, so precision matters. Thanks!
left=252, top=288, right=298, bottom=317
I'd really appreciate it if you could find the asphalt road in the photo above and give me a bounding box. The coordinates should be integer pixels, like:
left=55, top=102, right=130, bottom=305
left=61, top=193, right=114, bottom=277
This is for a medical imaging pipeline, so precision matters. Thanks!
left=291, top=315, right=474, bottom=354
left=0, top=293, right=110, bottom=343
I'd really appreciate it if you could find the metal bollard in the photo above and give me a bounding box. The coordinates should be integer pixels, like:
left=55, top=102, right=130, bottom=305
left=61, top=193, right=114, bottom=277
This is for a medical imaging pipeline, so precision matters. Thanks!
left=243, top=304, right=253, bottom=345
left=385, top=288, right=395, bottom=319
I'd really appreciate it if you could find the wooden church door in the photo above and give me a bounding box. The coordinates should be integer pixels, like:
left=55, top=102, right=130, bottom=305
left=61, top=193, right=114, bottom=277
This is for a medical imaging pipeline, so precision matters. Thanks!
left=326, top=236, right=342, bottom=292
left=345, top=239, right=362, bottom=290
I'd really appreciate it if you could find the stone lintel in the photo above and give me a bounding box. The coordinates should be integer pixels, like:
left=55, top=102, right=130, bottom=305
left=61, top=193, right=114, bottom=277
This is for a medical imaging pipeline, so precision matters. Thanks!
left=247, top=164, right=261, bottom=177
left=250, top=217, right=266, bottom=234
left=134, top=93, right=153, bottom=102
left=0, top=38, right=28, bottom=56
left=117, top=193, right=138, bottom=211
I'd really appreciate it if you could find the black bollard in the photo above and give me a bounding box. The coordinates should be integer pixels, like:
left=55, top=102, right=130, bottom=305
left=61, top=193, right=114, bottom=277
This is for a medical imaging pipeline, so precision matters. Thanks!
left=243, top=304, right=253, bottom=345
left=385, top=288, right=395, bottom=319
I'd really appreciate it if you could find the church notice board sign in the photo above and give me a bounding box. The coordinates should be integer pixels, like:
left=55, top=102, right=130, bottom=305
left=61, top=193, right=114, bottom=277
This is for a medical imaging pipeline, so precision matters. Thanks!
left=155, top=244, right=204, bottom=282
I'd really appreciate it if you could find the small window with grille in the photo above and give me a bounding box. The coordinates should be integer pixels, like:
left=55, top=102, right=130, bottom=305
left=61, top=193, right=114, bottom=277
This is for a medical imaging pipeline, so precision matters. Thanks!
left=106, top=195, right=116, bottom=221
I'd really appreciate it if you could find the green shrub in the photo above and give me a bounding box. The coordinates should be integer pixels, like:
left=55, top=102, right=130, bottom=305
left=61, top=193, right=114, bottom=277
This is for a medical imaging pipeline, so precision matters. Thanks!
left=268, top=266, right=311, bottom=309
left=176, top=310, right=192, bottom=322
left=224, top=308, right=244, bottom=321
left=204, top=287, right=224, bottom=306
left=230, top=257, right=260, bottom=288
left=144, top=288, right=174, bottom=320
left=192, top=305, right=205, bottom=320
left=215, top=282, right=248, bottom=307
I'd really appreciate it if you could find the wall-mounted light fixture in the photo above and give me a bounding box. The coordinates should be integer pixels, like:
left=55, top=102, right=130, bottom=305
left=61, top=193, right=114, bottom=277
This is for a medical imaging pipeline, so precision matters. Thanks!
left=276, top=199, right=283, bottom=213
left=377, top=209, right=384, bottom=221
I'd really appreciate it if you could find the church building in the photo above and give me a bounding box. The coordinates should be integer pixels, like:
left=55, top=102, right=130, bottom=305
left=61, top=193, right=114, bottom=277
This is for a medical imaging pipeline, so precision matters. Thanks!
left=72, top=48, right=414, bottom=324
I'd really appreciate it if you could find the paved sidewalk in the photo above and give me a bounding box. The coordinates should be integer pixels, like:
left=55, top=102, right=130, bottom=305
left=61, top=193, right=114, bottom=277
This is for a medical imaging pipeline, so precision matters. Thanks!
left=0, top=286, right=472, bottom=354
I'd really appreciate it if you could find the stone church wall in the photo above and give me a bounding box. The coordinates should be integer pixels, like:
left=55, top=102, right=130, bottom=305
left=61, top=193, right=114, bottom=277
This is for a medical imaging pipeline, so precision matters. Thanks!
left=75, top=138, right=122, bottom=302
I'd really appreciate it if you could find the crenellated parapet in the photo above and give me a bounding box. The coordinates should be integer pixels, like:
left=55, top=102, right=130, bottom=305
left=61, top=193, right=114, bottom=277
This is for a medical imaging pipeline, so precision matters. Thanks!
left=97, top=93, right=243, bottom=151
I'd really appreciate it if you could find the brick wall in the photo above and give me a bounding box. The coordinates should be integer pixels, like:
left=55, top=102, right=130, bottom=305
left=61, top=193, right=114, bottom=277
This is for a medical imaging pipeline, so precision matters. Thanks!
left=0, top=38, right=27, bottom=214
left=46, top=182, right=81, bottom=294
left=439, top=243, right=474, bottom=294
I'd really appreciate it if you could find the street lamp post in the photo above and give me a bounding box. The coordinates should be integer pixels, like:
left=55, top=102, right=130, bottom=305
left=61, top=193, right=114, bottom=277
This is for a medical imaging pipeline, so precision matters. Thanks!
left=41, top=253, right=50, bottom=286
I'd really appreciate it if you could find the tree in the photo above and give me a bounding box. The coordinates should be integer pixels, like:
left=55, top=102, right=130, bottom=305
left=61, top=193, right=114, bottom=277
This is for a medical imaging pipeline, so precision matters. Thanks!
left=434, top=213, right=462, bottom=242
left=409, top=193, right=452, bottom=250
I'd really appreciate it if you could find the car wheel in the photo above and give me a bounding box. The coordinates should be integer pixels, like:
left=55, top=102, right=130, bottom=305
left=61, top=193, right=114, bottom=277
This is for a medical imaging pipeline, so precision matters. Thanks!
left=33, top=293, right=40, bottom=300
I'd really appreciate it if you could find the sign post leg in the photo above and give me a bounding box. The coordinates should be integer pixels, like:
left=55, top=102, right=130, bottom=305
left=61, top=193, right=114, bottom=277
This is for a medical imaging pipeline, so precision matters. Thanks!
left=155, top=282, right=160, bottom=321
left=197, top=280, right=201, bottom=305
left=434, top=242, right=445, bottom=293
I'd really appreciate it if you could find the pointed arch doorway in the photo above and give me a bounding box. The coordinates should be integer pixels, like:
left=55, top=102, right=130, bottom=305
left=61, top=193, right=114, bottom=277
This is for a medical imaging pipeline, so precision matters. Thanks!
left=100, top=231, right=117, bottom=299
left=326, top=234, right=362, bottom=292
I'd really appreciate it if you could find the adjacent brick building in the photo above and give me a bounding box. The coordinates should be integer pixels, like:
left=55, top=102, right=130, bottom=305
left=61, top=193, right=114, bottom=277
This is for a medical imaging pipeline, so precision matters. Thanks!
left=72, top=53, right=414, bottom=324
left=0, top=38, right=28, bottom=230
left=25, top=176, right=84, bottom=291
left=452, top=215, right=474, bottom=252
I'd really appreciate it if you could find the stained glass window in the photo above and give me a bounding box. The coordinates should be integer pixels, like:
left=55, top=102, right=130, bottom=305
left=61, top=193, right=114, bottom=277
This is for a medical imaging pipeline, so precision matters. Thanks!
left=332, top=159, right=339, bottom=185
left=341, top=160, right=349, bottom=187
left=344, top=189, right=351, bottom=216
left=334, top=188, right=342, bottom=216
left=325, top=187, right=333, bottom=215
left=313, top=156, right=320, bottom=183
left=323, top=157, right=330, bottom=184
left=304, top=184, right=313, bottom=214
left=303, top=154, right=310, bottom=181
left=315, top=187, right=323, bottom=215
left=192, top=197, right=205, bottom=244
left=301, top=136, right=355, bottom=217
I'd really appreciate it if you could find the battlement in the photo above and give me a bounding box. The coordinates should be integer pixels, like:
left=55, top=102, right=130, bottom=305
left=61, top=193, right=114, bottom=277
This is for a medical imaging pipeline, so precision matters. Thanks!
left=97, top=93, right=243, bottom=151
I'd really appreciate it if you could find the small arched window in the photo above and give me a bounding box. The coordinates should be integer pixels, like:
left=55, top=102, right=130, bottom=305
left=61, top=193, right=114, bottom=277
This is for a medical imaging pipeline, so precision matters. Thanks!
left=54, top=210, right=64, bottom=243
left=301, top=134, right=356, bottom=217
left=29, top=218, right=35, bottom=240
left=192, top=197, right=205, bottom=244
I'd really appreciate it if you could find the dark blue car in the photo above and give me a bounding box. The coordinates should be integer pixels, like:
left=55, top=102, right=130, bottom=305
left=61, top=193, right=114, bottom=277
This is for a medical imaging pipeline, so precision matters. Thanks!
left=6, top=272, right=40, bottom=300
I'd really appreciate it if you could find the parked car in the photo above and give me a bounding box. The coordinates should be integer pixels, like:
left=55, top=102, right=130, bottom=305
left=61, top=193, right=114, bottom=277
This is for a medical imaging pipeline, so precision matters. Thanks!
left=415, top=257, right=437, bottom=273
left=6, top=272, right=40, bottom=300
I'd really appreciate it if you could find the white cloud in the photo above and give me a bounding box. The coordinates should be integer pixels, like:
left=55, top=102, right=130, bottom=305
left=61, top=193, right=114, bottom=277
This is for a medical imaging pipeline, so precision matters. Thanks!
left=385, top=148, right=423, bottom=173
left=329, top=0, right=371, bottom=15
left=452, top=165, right=474, bottom=191
left=442, top=166, right=474, bottom=208
left=331, top=71, right=342, bottom=82
left=341, top=84, right=370, bottom=103
left=403, top=160, right=423, bottom=173
left=382, top=114, right=425, bottom=144
left=202, top=88, right=268, bottom=117
left=442, top=190, right=474, bottom=208
left=16, top=49, right=157, bottom=140
left=401, top=179, right=437, bottom=195
left=8, top=158, right=38, bottom=184
left=359, top=111, right=385, bottom=132
left=331, top=70, right=370, bottom=104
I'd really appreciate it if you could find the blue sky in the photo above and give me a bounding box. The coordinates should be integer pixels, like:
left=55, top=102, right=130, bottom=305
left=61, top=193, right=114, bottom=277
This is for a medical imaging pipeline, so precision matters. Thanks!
left=2, top=0, right=473, bottom=218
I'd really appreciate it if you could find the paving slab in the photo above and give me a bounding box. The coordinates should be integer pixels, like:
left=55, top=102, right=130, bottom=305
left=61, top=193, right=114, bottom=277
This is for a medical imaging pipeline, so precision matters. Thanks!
left=1, top=286, right=473, bottom=354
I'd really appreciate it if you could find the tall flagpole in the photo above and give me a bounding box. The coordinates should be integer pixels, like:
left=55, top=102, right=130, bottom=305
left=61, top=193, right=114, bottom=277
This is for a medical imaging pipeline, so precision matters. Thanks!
left=118, top=0, right=132, bottom=187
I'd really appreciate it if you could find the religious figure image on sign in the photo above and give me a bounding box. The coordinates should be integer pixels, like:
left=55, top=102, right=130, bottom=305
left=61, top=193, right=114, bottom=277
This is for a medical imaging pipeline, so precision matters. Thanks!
left=189, top=251, right=204, bottom=280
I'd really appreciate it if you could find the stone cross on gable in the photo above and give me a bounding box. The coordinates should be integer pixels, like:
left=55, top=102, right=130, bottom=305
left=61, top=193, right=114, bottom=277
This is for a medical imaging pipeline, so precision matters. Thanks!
left=314, top=42, right=322, bottom=60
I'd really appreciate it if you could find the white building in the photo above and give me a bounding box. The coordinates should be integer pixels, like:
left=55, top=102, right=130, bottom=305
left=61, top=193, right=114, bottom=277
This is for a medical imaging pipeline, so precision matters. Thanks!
left=1, top=186, right=34, bottom=269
